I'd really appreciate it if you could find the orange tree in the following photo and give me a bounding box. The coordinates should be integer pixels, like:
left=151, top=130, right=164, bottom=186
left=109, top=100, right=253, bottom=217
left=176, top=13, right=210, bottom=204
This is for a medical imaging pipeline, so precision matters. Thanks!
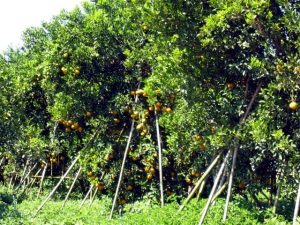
left=0, top=0, right=299, bottom=207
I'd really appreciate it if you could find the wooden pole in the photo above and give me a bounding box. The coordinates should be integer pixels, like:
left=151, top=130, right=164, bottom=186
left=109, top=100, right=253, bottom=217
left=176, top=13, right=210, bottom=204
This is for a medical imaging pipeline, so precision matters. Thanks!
left=61, top=167, right=82, bottom=209
left=178, top=150, right=223, bottom=212
left=34, top=156, right=79, bottom=217
left=109, top=90, right=139, bottom=219
left=196, top=178, right=207, bottom=201
left=16, top=162, right=37, bottom=190
left=155, top=111, right=164, bottom=207
left=19, top=159, right=29, bottom=185
left=223, top=82, right=262, bottom=221
left=222, top=142, right=238, bottom=221
left=273, top=167, right=284, bottom=214
left=293, top=182, right=300, bottom=225
left=198, top=150, right=231, bottom=225
left=0, top=158, right=4, bottom=167
left=109, top=120, right=135, bottom=219
left=89, top=187, right=98, bottom=208
left=38, top=163, right=48, bottom=197
left=80, top=185, right=93, bottom=210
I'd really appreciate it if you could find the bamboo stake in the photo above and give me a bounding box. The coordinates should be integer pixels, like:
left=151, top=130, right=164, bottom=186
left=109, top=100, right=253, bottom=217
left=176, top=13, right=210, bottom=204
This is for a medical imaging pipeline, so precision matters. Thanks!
left=222, top=142, right=238, bottom=222
left=109, top=89, right=139, bottom=219
left=89, top=187, right=98, bottom=208
left=61, top=167, right=82, bottom=209
left=19, top=159, right=29, bottom=185
left=223, top=82, right=262, bottom=221
left=212, top=182, right=227, bottom=204
left=155, top=111, right=164, bottom=207
left=25, top=168, right=42, bottom=190
left=80, top=185, right=93, bottom=210
left=198, top=150, right=231, bottom=225
left=199, top=182, right=228, bottom=217
left=293, top=182, right=300, bottom=225
left=178, top=150, right=223, bottom=212
left=16, top=162, right=37, bottom=190
left=109, top=120, right=135, bottom=219
left=34, top=156, right=79, bottom=217
left=273, top=167, right=284, bottom=214
left=38, top=163, right=48, bottom=197
left=0, top=158, right=4, bottom=167
left=196, top=178, right=207, bottom=201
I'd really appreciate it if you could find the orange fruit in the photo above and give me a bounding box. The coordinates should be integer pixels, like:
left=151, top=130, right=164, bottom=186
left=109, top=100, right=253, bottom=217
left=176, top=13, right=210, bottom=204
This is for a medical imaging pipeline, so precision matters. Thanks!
left=289, top=101, right=298, bottom=110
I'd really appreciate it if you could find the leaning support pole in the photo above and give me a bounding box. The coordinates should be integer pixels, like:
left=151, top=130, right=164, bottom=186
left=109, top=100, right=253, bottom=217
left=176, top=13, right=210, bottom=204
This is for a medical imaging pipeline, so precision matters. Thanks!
left=38, top=162, right=48, bottom=197
left=198, top=150, right=231, bottom=225
left=196, top=178, right=207, bottom=201
left=223, top=82, right=262, bottom=222
left=61, top=167, right=82, bottom=209
left=293, top=182, right=300, bottom=225
left=222, top=141, right=238, bottom=221
left=89, top=187, right=98, bottom=208
left=80, top=185, right=93, bottom=210
left=16, top=162, right=37, bottom=190
left=155, top=110, right=164, bottom=207
left=109, top=120, right=135, bottom=219
left=109, top=91, right=139, bottom=219
left=34, top=156, right=79, bottom=217
left=178, top=150, right=223, bottom=212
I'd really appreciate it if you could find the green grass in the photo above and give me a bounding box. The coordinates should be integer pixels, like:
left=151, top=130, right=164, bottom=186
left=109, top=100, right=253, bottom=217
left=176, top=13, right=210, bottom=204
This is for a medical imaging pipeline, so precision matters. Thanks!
left=0, top=192, right=293, bottom=225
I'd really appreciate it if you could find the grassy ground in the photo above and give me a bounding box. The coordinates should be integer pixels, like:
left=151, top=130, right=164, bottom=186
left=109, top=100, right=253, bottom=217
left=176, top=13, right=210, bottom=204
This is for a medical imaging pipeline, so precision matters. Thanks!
left=0, top=186, right=294, bottom=225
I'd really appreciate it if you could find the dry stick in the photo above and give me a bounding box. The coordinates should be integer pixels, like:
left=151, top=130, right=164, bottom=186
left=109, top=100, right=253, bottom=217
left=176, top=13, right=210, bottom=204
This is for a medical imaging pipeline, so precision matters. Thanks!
left=293, top=182, right=300, bottom=225
left=34, top=156, right=79, bottom=217
left=80, top=185, right=93, bottom=210
left=196, top=178, right=207, bottom=201
left=16, top=162, right=37, bottom=190
left=198, top=150, right=231, bottom=225
left=109, top=90, right=139, bottom=219
left=38, top=163, right=48, bottom=197
left=26, top=168, right=42, bottom=190
left=155, top=110, right=164, bottom=207
left=273, top=168, right=284, bottom=214
left=89, top=187, right=98, bottom=208
left=0, top=158, right=4, bottom=167
left=223, top=82, right=262, bottom=222
left=211, top=182, right=228, bottom=204
left=178, top=150, right=223, bottom=212
left=199, top=182, right=228, bottom=216
left=61, top=167, right=82, bottom=209
left=109, top=120, right=135, bottom=219
left=19, top=160, right=29, bottom=185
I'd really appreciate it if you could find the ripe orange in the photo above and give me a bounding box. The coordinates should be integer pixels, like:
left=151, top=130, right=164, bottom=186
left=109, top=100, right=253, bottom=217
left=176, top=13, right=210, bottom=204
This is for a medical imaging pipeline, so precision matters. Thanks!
left=227, top=82, right=235, bottom=90
left=63, top=53, right=69, bottom=58
left=149, top=167, right=155, bottom=174
left=165, top=107, right=172, bottom=113
left=65, top=127, right=71, bottom=133
left=85, top=111, right=92, bottom=117
left=71, top=122, right=79, bottom=130
left=74, top=68, right=80, bottom=76
left=61, top=67, right=68, bottom=75
left=199, top=143, right=207, bottom=151
left=87, top=171, right=93, bottom=177
left=147, top=174, right=153, bottom=180
left=289, top=101, right=298, bottom=110
left=114, top=118, right=120, bottom=124
left=127, top=184, right=134, bottom=191
left=185, top=177, right=192, bottom=184
left=96, top=183, right=105, bottom=190
left=144, top=167, right=150, bottom=173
